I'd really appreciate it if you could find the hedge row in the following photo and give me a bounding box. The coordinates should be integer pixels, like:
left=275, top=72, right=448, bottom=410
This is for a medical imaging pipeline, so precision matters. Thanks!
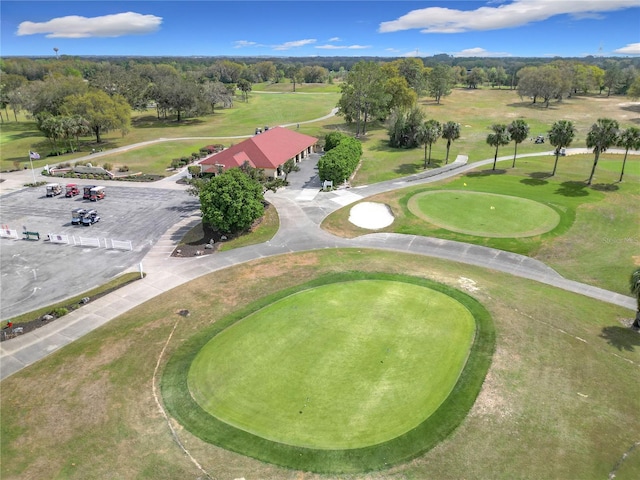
left=317, top=133, right=362, bottom=186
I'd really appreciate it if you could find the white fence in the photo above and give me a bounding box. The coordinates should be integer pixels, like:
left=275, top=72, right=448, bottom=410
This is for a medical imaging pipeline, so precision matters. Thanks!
left=0, top=226, right=133, bottom=251
left=0, top=228, right=19, bottom=239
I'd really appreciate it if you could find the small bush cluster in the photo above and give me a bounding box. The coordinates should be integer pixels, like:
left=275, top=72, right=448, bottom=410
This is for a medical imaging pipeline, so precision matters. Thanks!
left=50, top=307, right=68, bottom=318
left=317, top=133, right=363, bottom=186
left=118, top=165, right=129, bottom=172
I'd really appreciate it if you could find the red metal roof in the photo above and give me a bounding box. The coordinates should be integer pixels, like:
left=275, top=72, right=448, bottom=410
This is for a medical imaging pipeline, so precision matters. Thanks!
left=201, top=126, right=317, bottom=173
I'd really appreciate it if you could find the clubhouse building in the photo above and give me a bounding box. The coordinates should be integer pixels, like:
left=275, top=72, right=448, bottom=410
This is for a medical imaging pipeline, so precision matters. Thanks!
left=200, top=126, right=318, bottom=178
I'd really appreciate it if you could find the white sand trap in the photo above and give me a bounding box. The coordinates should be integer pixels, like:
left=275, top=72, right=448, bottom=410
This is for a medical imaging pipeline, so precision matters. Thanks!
left=348, top=202, right=394, bottom=229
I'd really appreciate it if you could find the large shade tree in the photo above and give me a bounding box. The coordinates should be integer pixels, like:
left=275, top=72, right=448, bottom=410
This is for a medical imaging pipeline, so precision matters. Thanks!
left=548, top=120, right=576, bottom=176
left=507, top=119, right=530, bottom=168
left=62, top=89, right=130, bottom=143
left=199, top=167, right=264, bottom=234
left=616, top=126, right=640, bottom=182
left=338, top=61, right=389, bottom=136
left=441, top=121, right=461, bottom=164
left=486, top=124, right=511, bottom=171
left=586, top=118, right=620, bottom=185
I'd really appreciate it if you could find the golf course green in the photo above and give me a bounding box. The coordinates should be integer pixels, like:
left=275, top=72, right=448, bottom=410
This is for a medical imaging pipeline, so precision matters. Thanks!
left=188, top=279, right=475, bottom=449
left=163, top=272, right=495, bottom=473
left=407, top=190, right=561, bottom=238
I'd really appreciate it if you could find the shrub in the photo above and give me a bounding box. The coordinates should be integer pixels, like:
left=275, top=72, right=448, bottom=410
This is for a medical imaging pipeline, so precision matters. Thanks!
left=171, top=159, right=181, bottom=170
left=118, top=165, right=129, bottom=172
left=318, top=135, right=363, bottom=185
left=103, top=163, right=113, bottom=171
left=51, top=307, right=68, bottom=318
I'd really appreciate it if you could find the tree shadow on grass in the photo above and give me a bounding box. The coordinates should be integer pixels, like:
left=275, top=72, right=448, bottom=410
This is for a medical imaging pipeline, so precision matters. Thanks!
left=466, top=168, right=507, bottom=177
left=590, top=183, right=620, bottom=192
left=133, top=116, right=206, bottom=129
left=521, top=178, right=548, bottom=186
left=555, top=181, right=589, bottom=197
left=600, top=325, right=640, bottom=352
left=395, top=163, right=422, bottom=175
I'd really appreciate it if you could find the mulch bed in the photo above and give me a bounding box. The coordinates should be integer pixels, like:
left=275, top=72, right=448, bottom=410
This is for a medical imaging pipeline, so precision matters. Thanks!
left=171, top=204, right=270, bottom=258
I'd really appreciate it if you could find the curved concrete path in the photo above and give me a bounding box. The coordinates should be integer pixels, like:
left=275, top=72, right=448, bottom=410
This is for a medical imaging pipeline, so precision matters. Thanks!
left=1, top=146, right=637, bottom=380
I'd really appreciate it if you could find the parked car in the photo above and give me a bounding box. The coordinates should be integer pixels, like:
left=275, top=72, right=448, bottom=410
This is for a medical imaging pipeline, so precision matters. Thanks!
left=45, top=183, right=62, bottom=197
left=65, top=183, right=80, bottom=197
left=81, top=210, right=100, bottom=226
left=71, top=208, right=87, bottom=225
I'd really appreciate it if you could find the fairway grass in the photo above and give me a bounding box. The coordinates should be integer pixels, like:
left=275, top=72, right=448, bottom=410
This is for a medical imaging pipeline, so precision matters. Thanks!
left=162, top=272, right=494, bottom=473
left=188, top=280, right=476, bottom=449
left=408, top=190, right=560, bottom=238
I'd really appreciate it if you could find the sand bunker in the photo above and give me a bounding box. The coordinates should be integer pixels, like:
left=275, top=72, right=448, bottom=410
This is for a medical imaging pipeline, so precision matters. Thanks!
left=348, top=202, right=394, bottom=229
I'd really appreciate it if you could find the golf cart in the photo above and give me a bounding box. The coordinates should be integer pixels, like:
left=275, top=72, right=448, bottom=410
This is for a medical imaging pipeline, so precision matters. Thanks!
left=83, top=185, right=96, bottom=200
left=89, top=186, right=106, bottom=201
left=534, top=135, right=545, bottom=144
left=45, top=183, right=62, bottom=197
left=71, top=208, right=87, bottom=225
left=65, top=183, right=80, bottom=197
left=81, top=210, right=100, bottom=226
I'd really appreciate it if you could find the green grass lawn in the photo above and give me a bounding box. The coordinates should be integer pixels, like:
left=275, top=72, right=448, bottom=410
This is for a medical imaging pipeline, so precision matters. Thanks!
left=188, top=280, right=475, bottom=449
left=407, top=190, right=560, bottom=237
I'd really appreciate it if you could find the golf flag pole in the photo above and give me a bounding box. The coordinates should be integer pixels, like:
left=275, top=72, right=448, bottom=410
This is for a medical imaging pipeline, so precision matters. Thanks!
left=28, top=150, right=36, bottom=184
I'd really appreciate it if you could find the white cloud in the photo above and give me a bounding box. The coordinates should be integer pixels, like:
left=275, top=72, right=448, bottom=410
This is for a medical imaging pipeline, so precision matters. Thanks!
left=316, top=44, right=370, bottom=50
left=17, top=12, right=162, bottom=38
left=452, top=47, right=512, bottom=57
left=614, top=43, right=640, bottom=55
left=379, top=0, right=639, bottom=33
left=328, top=37, right=341, bottom=42
left=272, top=39, right=316, bottom=50
left=234, top=40, right=259, bottom=48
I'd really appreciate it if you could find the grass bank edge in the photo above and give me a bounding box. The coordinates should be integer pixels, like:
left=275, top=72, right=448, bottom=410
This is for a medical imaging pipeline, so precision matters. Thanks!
left=161, top=271, right=495, bottom=474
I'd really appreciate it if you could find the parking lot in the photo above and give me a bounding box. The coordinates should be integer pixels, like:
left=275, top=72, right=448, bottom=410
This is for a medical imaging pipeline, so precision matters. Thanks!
left=0, top=183, right=199, bottom=319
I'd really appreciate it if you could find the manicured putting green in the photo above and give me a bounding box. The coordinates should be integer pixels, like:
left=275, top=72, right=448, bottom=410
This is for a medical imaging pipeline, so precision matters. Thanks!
left=407, top=190, right=560, bottom=237
left=188, top=280, right=475, bottom=449
left=162, top=273, right=495, bottom=473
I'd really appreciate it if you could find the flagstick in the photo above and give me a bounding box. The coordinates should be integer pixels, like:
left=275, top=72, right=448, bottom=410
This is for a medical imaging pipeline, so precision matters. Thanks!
left=29, top=151, right=36, bottom=184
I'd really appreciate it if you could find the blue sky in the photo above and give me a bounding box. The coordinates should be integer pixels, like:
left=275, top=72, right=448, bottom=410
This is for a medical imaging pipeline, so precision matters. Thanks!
left=2, top=1, right=639, bottom=58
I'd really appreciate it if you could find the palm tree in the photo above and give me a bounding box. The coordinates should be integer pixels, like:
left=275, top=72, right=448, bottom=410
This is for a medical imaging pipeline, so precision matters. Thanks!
left=441, top=121, right=461, bottom=164
left=548, top=120, right=576, bottom=176
left=507, top=119, right=530, bottom=168
left=585, top=118, right=619, bottom=185
left=630, top=268, right=640, bottom=328
left=616, top=126, right=640, bottom=182
left=416, top=119, right=441, bottom=168
left=486, top=124, right=511, bottom=171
